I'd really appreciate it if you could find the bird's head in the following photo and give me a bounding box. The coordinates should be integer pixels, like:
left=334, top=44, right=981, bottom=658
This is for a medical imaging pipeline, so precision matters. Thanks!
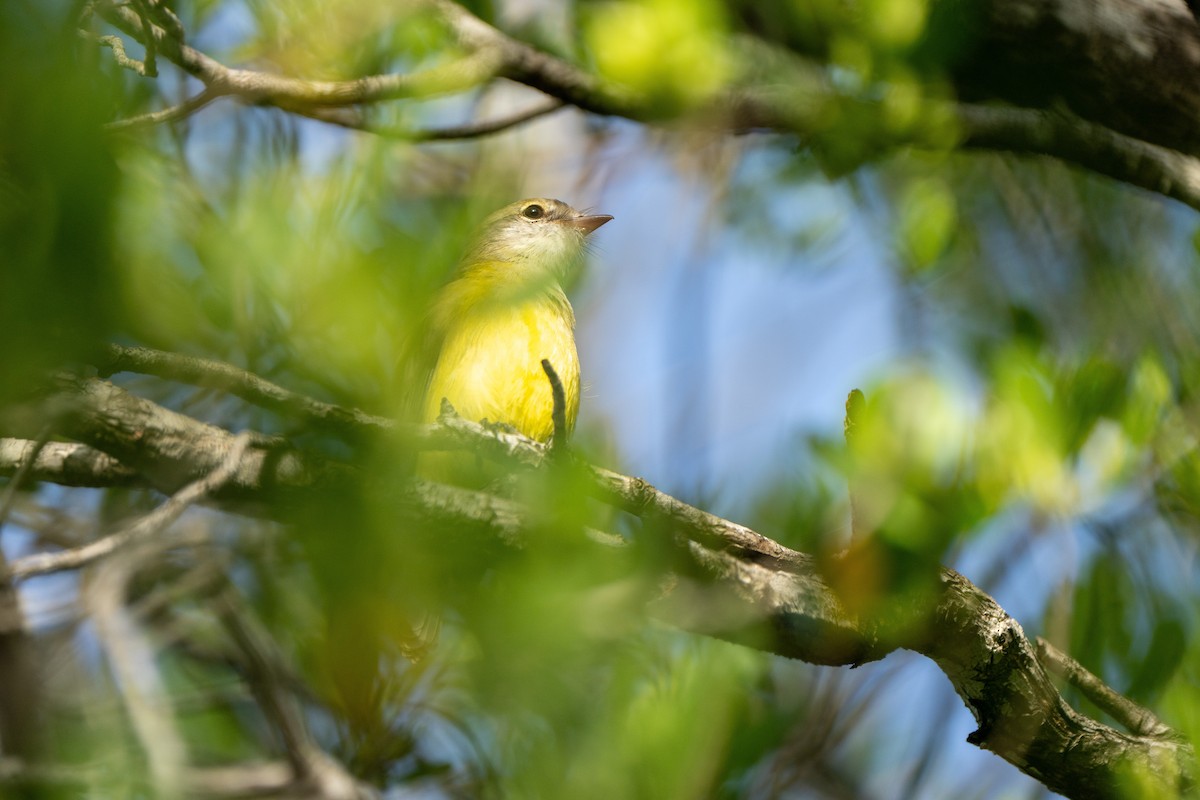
left=461, top=198, right=612, bottom=284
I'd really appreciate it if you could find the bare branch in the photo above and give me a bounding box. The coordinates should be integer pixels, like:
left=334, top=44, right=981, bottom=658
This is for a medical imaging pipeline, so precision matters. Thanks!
left=1036, top=637, right=1174, bottom=738
left=26, top=369, right=1192, bottom=797
left=414, top=98, right=565, bottom=140
left=8, top=434, right=251, bottom=580
left=100, top=344, right=390, bottom=437
left=297, top=97, right=566, bottom=141
left=89, top=33, right=151, bottom=76
left=214, top=591, right=369, bottom=799
left=98, top=3, right=502, bottom=106
left=105, top=87, right=222, bottom=131
left=88, top=548, right=186, bottom=795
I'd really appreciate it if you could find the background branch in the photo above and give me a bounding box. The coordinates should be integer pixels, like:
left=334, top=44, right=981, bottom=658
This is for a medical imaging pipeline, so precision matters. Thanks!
left=88, top=0, right=1200, bottom=211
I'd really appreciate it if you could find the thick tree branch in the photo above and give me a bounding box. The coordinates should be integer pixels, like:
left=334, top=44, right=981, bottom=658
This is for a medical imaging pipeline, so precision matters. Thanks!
left=956, top=103, right=1200, bottom=211
left=0, top=438, right=139, bottom=487
left=3, top=370, right=1191, bottom=798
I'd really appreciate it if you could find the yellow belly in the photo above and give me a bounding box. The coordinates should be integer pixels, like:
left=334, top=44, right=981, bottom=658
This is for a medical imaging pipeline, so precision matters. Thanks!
left=423, top=301, right=580, bottom=443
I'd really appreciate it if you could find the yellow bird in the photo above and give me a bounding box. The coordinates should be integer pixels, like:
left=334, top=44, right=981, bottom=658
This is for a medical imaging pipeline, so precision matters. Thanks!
left=416, top=198, right=612, bottom=468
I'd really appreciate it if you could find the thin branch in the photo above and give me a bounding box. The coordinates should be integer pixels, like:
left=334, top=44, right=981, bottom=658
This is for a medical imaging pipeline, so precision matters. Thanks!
left=416, top=98, right=566, bottom=140
left=8, top=434, right=251, bottom=580
left=106, top=87, right=223, bottom=131
left=90, top=33, right=151, bottom=76
left=94, top=345, right=550, bottom=465
left=214, top=591, right=368, bottom=798
left=130, top=0, right=159, bottom=77
left=75, top=437, right=252, bottom=794
left=214, top=591, right=312, bottom=774
left=1035, top=637, right=1174, bottom=738
left=88, top=546, right=187, bottom=795
left=296, top=97, right=566, bottom=141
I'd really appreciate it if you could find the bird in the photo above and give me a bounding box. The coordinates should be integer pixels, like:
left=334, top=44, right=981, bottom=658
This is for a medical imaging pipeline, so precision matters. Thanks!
left=412, top=198, right=612, bottom=478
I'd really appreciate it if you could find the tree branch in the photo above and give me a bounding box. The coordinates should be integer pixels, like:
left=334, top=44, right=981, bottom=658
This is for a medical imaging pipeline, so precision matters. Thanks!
left=87, top=543, right=187, bottom=795
left=96, top=3, right=502, bottom=107
left=106, top=87, right=222, bottom=131
left=1036, top=636, right=1173, bottom=738
left=90, top=0, right=1200, bottom=210
left=6, top=369, right=1191, bottom=798
left=7, top=434, right=250, bottom=580
left=296, top=98, right=566, bottom=141
left=214, top=590, right=368, bottom=799
left=956, top=103, right=1200, bottom=211
left=0, top=438, right=140, bottom=488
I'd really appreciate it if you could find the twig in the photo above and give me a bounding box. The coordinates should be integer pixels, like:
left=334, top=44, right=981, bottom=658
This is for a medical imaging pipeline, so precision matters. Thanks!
left=428, top=0, right=635, bottom=115
left=1035, top=637, right=1174, bottom=737
left=8, top=434, right=251, bottom=580
left=144, top=0, right=185, bottom=41
left=106, top=87, right=222, bottom=131
left=77, top=436, right=252, bottom=794
left=298, top=98, right=566, bottom=141
left=540, top=358, right=568, bottom=453
left=90, top=33, right=151, bottom=76
left=214, top=590, right=312, bottom=775
left=416, top=98, right=566, bottom=140
left=213, top=591, right=366, bottom=798
left=88, top=545, right=186, bottom=795
left=130, top=0, right=159, bottom=77
left=844, top=389, right=865, bottom=542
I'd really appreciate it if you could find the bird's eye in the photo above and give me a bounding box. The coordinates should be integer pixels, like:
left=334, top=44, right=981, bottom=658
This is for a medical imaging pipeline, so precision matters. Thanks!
left=522, top=204, right=545, bottom=219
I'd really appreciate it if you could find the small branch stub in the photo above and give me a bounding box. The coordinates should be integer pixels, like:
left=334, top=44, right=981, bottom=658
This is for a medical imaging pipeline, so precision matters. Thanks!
left=541, top=358, right=568, bottom=453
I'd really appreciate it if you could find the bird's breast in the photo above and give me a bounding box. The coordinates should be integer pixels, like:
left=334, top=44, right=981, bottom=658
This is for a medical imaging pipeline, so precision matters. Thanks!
left=424, top=295, right=580, bottom=442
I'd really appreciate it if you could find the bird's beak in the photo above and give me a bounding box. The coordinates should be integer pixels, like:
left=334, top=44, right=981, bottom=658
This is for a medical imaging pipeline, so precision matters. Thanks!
left=566, top=214, right=614, bottom=235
